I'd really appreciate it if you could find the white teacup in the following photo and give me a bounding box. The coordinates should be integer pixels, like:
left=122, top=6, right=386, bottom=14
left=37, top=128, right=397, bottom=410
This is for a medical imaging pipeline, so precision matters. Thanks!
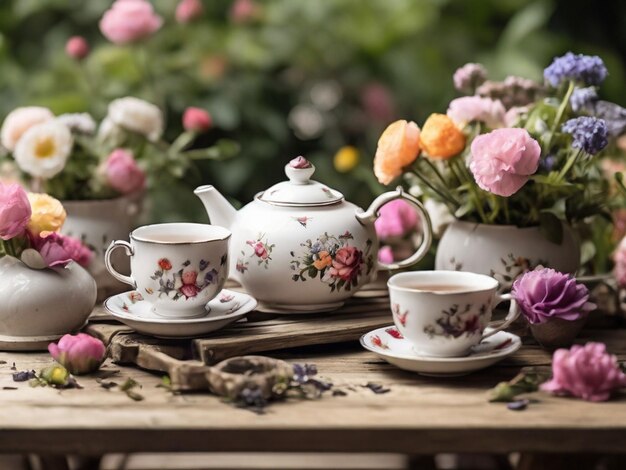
left=388, top=271, right=520, bottom=357
left=105, top=223, right=231, bottom=318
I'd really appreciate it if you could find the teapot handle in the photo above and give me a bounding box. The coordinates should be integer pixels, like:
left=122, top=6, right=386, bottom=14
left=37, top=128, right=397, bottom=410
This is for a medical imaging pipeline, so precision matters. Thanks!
left=355, top=186, right=432, bottom=271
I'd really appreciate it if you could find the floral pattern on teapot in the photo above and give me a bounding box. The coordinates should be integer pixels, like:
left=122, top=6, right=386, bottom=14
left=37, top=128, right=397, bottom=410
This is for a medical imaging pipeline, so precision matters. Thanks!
left=236, top=234, right=275, bottom=274
left=289, top=230, right=374, bottom=293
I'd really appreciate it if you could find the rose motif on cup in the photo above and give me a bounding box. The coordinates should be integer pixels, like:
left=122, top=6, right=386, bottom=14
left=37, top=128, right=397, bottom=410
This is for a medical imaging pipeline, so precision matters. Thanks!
left=237, top=234, right=274, bottom=274
left=290, top=231, right=374, bottom=292
left=423, top=303, right=488, bottom=339
left=149, top=258, right=221, bottom=301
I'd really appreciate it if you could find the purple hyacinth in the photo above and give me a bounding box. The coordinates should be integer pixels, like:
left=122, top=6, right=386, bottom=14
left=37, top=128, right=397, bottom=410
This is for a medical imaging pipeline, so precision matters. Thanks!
left=544, top=52, right=608, bottom=87
left=561, top=116, right=608, bottom=155
left=570, top=87, right=598, bottom=112
left=511, top=267, right=595, bottom=325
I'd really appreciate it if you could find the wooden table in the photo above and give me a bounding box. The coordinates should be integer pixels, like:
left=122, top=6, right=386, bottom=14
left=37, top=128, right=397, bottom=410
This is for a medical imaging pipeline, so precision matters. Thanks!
left=1, top=328, right=625, bottom=463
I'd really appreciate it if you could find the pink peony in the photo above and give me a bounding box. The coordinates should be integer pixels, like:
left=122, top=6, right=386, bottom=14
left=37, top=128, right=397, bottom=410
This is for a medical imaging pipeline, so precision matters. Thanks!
left=175, top=0, right=203, bottom=23
left=0, top=182, right=31, bottom=240
left=447, top=96, right=505, bottom=129
left=182, top=270, right=198, bottom=285
left=32, top=232, right=93, bottom=268
left=374, top=199, right=419, bottom=240
left=105, top=149, right=146, bottom=195
left=65, top=36, right=89, bottom=60
left=180, top=284, right=200, bottom=298
left=1, top=106, right=54, bottom=151
left=378, top=245, right=394, bottom=264
left=182, top=107, right=212, bottom=132
left=613, top=236, right=626, bottom=288
left=48, top=333, right=106, bottom=375
left=329, top=246, right=363, bottom=282
left=469, top=128, right=541, bottom=197
left=99, top=0, right=163, bottom=45
left=541, top=342, right=626, bottom=402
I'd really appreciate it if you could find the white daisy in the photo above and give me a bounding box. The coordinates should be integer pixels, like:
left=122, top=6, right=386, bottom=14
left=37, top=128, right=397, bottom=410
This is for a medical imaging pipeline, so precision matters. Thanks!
left=14, top=121, right=73, bottom=179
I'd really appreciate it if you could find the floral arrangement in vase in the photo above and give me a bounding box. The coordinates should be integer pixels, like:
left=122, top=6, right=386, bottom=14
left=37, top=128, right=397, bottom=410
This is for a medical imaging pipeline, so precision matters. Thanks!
left=372, top=52, right=625, bottom=276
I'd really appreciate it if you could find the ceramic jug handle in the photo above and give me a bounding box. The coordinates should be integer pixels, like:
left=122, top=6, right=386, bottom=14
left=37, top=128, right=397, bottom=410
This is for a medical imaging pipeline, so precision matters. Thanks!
left=482, top=293, right=520, bottom=340
left=356, top=186, right=433, bottom=271
left=104, top=240, right=136, bottom=288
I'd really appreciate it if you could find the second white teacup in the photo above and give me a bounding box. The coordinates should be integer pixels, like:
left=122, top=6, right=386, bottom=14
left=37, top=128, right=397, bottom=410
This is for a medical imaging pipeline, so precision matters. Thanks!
left=105, top=223, right=230, bottom=318
left=388, top=271, right=519, bottom=357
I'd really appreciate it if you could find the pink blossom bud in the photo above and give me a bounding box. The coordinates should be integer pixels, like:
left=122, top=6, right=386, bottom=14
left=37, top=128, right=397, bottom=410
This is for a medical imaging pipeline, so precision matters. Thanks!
left=48, top=333, right=106, bottom=375
left=65, top=36, right=90, bottom=60
left=105, top=149, right=146, bottom=195
left=182, top=107, right=212, bottom=132
left=176, top=0, right=203, bottom=24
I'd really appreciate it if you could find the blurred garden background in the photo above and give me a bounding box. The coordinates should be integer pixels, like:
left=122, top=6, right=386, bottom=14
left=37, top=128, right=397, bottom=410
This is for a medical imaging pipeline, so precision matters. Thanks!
left=0, top=0, right=625, bottom=221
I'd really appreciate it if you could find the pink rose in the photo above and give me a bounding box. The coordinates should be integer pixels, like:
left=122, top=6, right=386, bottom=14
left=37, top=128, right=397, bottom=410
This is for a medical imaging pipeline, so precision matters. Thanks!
left=374, top=199, right=419, bottom=240
left=469, top=128, right=541, bottom=197
left=32, top=232, right=93, bottom=268
left=378, top=245, right=394, bottom=264
left=1, top=106, right=54, bottom=151
left=182, top=270, right=198, bottom=285
left=613, top=236, right=626, bottom=288
left=447, top=96, right=505, bottom=129
left=0, top=182, right=31, bottom=240
left=175, top=0, right=203, bottom=23
left=105, top=149, right=146, bottom=195
left=49, top=333, right=106, bottom=375
left=247, top=240, right=268, bottom=259
left=99, top=0, right=163, bottom=45
left=65, top=36, right=89, bottom=60
left=329, top=246, right=363, bottom=282
left=182, top=107, right=212, bottom=132
left=541, top=342, right=626, bottom=402
left=230, top=0, right=258, bottom=23
left=180, top=284, right=200, bottom=298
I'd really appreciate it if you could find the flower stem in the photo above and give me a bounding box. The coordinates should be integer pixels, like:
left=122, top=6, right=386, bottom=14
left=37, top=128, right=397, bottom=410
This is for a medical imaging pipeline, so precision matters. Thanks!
left=557, top=149, right=583, bottom=181
left=410, top=166, right=459, bottom=209
left=545, top=80, right=575, bottom=152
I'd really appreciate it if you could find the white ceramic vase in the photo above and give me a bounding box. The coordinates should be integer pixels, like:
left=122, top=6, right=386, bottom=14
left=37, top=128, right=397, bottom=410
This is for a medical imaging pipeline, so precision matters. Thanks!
left=62, top=194, right=142, bottom=301
left=435, top=220, right=580, bottom=291
left=0, top=256, right=97, bottom=350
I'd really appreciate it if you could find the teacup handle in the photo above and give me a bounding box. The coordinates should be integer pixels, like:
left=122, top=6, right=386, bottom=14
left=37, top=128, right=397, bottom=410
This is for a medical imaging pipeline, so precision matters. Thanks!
left=104, top=240, right=136, bottom=288
left=356, top=186, right=433, bottom=271
left=482, top=293, right=520, bottom=340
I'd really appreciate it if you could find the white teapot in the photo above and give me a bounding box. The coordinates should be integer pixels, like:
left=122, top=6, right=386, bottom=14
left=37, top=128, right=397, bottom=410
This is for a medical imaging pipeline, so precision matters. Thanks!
left=195, top=156, right=432, bottom=312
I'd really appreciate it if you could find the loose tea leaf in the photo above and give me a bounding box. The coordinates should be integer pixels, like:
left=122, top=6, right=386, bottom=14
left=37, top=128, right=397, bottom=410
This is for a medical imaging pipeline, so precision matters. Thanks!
left=489, top=370, right=546, bottom=402
left=2, top=386, right=17, bottom=390
left=364, top=382, right=391, bottom=394
left=120, top=377, right=144, bottom=401
left=507, top=399, right=530, bottom=411
left=332, top=389, right=348, bottom=397
left=12, top=370, right=36, bottom=382
left=0, top=360, right=7, bottom=365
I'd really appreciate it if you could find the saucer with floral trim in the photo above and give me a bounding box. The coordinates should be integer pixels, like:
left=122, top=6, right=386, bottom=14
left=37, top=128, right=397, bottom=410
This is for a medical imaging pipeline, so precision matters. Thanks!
left=360, top=326, right=521, bottom=376
left=104, top=289, right=256, bottom=338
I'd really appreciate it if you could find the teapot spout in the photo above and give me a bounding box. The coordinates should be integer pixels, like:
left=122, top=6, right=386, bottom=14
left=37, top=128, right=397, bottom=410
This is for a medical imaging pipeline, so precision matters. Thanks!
left=194, top=185, right=237, bottom=230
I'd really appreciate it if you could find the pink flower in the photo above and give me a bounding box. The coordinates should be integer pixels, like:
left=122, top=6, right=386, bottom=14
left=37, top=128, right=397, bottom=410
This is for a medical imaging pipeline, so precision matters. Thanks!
left=0, top=182, right=31, bottom=240
left=182, top=107, right=212, bottom=132
left=613, top=236, right=626, bottom=288
left=247, top=240, right=268, bottom=259
left=504, top=106, right=529, bottom=127
left=176, top=0, right=203, bottom=23
left=541, top=342, right=626, bottom=402
left=1, top=106, right=54, bottom=151
left=32, top=232, right=93, bottom=268
left=374, top=199, right=419, bottom=240
left=447, top=96, right=505, bottom=129
left=105, top=149, right=146, bottom=195
left=65, top=36, right=89, bottom=60
left=180, top=284, right=200, bottom=298
left=48, top=333, right=106, bottom=375
left=329, top=246, right=363, bottom=282
left=378, top=245, right=394, bottom=264
left=99, top=0, right=163, bottom=45
left=469, top=128, right=541, bottom=197
left=182, top=270, right=198, bottom=285
left=230, top=0, right=258, bottom=23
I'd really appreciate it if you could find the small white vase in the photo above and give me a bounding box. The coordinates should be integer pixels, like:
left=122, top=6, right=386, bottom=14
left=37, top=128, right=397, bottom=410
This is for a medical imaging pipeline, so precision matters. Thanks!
left=0, top=256, right=97, bottom=350
left=62, top=194, right=142, bottom=301
left=435, top=220, right=580, bottom=291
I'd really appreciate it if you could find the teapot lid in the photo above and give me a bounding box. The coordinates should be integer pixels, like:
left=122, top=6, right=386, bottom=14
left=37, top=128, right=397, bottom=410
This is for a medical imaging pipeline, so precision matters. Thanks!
left=260, top=156, right=344, bottom=206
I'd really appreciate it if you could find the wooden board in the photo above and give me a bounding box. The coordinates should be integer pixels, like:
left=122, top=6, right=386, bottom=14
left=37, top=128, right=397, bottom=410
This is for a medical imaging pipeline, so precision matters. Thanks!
left=86, top=284, right=394, bottom=391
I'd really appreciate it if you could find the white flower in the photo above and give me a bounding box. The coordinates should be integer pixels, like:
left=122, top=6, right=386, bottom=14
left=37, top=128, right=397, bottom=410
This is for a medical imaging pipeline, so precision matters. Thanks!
left=1, top=106, right=54, bottom=151
left=107, top=97, right=163, bottom=142
left=424, top=198, right=454, bottom=237
left=14, top=121, right=73, bottom=179
left=56, top=113, right=96, bottom=134
left=97, top=117, right=126, bottom=146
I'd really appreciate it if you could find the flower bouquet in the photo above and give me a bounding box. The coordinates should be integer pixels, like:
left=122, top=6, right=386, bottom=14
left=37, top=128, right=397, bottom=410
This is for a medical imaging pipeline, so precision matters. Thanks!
left=373, top=52, right=625, bottom=279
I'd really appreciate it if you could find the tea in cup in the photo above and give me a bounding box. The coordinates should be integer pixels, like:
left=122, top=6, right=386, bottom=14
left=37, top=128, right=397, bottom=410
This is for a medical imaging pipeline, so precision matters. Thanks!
left=105, top=223, right=230, bottom=318
left=387, top=271, right=519, bottom=357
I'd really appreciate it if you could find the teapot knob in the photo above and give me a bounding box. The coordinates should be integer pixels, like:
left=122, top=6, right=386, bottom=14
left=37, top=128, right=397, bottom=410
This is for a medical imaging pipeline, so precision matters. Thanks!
left=285, top=156, right=315, bottom=185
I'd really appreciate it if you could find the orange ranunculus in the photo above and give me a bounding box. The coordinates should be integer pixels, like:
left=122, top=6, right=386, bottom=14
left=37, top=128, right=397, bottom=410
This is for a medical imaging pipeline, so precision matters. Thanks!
left=313, top=251, right=332, bottom=270
left=419, top=113, right=466, bottom=159
left=373, top=120, right=421, bottom=185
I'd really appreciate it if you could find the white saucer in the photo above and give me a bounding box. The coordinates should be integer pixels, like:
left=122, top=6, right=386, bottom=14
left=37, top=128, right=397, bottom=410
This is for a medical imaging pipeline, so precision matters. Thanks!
left=104, top=289, right=257, bottom=339
left=360, top=326, right=521, bottom=377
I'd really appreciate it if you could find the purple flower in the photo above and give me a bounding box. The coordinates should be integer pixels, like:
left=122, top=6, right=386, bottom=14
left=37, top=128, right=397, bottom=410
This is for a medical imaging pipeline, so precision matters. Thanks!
left=544, top=52, right=608, bottom=87
left=453, top=63, right=487, bottom=94
left=511, top=267, right=595, bottom=325
left=561, top=116, right=608, bottom=155
left=570, top=87, right=598, bottom=112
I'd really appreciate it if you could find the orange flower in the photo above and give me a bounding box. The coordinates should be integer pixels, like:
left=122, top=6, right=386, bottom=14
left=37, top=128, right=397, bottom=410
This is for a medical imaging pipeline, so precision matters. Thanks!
left=419, top=113, right=466, bottom=159
left=313, top=251, right=332, bottom=270
left=373, top=120, right=421, bottom=185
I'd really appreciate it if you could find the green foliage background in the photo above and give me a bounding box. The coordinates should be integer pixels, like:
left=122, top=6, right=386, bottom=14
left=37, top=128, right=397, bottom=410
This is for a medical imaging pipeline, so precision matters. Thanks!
left=0, top=0, right=624, bottom=221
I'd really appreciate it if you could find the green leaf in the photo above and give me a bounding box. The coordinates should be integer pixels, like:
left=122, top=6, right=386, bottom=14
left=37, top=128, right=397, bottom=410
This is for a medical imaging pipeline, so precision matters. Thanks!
left=539, top=211, right=563, bottom=244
